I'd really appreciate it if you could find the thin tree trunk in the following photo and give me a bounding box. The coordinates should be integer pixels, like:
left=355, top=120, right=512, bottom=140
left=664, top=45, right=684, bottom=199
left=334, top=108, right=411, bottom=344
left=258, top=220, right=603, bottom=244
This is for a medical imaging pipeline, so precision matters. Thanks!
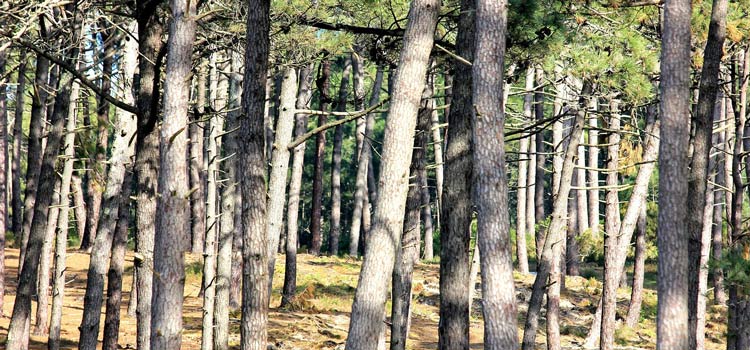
left=344, top=0, right=439, bottom=346
left=190, top=63, right=207, bottom=254
left=11, top=53, right=27, bottom=242
left=390, top=96, right=428, bottom=350
left=517, top=67, right=532, bottom=273
left=472, top=1, right=517, bottom=347
left=80, top=25, right=114, bottom=252
left=310, top=59, right=331, bottom=256
left=622, top=200, right=647, bottom=329
left=240, top=0, right=272, bottom=348
left=419, top=78, right=435, bottom=261
left=282, top=63, right=314, bottom=306
left=0, top=48, right=6, bottom=319
left=201, top=53, right=223, bottom=350
left=601, top=98, right=623, bottom=350
left=587, top=98, right=600, bottom=236
left=711, top=93, right=727, bottom=305
left=329, top=57, right=352, bottom=255
left=33, top=175, right=61, bottom=336
left=656, top=0, right=692, bottom=347
left=419, top=165, right=434, bottom=260
left=534, top=65, right=547, bottom=237
left=102, top=172, right=134, bottom=350
left=687, top=1, right=727, bottom=349
left=566, top=173, right=580, bottom=276
left=48, top=80, right=78, bottom=350
left=526, top=134, right=537, bottom=244
left=438, top=1, right=474, bottom=346
left=214, top=50, right=242, bottom=350
left=79, top=28, right=139, bottom=349
left=266, top=67, right=298, bottom=296
left=6, top=7, right=81, bottom=347
left=521, top=83, right=587, bottom=350
left=133, top=2, right=166, bottom=348
left=349, top=67, right=384, bottom=257
left=72, top=175, right=86, bottom=241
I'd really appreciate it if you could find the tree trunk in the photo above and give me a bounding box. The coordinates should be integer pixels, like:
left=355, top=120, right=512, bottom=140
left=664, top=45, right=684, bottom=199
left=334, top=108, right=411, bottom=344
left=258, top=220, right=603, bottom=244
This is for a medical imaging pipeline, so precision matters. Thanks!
left=349, top=67, right=384, bottom=257
left=344, top=0, right=439, bottom=347
left=626, top=204, right=648, bottom=328
left=687, top=1, right=727, bottom=349
left=149, top=1, right=196, bottom=348
left=266, top=67, right=298, bottom=296
left=438, top=1, right=474, bottom=347
left=282, top=63, right=314, bottom=306
left=517, top=67, right=532, bottom=273
left=390, top=94, right=428, bottom=350
left=587, top=97, right=600, bottom=236
left=78, top=28, right=139, bottom=349
left=80, top=25, right=114, bottom=252
left=11, top=52, right=27, bottom=242
left=329, top=57, right=351, bottom=255
left=711, top=93, right=727, bottom=305
left=584, top=105, right=660, bottom=347
left=201, top=52, right=223, bottom=350
left=534, top=66, right=547, bottom=228
left=472, top=1, right=517, bottom=348
left=214, top=50, right=242, bottom=350
left=566, top=174, right=580, bottom=276
left=0, top=48, right=6, bottom=319
left=72, top=175, right=87, bottom=241
left=19, top=41, right=51, bottom=263
left=310, top=59, right=331, bottom=256
left=656, top=0, right=692, bottom=347
left=240, top=0, right=272, bottom=348
left=418, top=78, right=435, bottom=261
left=601, top=98, right=623, bottom=350
left=48, top=80, right=78, bottom=350
left=6, top=7, right=81, bottom=347
left=133, top=1, right=166, bottom=348
left=190, top=63, right=207, bottom=254
left=521, top=83, right=587, bottom=350
left=526, top=134, right=537, bottom=245
left=102, top=171, right=133, bottom=350
left=33, top=174, right=61, bottom=336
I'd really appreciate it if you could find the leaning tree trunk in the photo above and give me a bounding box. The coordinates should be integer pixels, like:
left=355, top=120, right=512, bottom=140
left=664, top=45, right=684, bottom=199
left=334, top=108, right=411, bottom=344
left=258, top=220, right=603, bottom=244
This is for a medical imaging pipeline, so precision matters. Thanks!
left=601, top=98, right=623, bottom=350
left=329, top=57, right=352, bottom=255
left=349, top=67, right=384, bottom=257
left=472, top=0, right=517, bottom=348
left=521, top=84, right=587, bottom=350
left=391, top=81, right=431, bottom=350
left=584, top=105, right=660, bottom=348
left=149, top=0, right=196, bottom=348
left=240, top=0, right=272, bottom=348
left=626, top=204, right=648, bottom=328
left=11, top=53, right=27, bottom=243
left=48, top=80, right=79, bottom=350
left=438, top=0, right=474, bottom=347
left=344, top=0, right=439, bottom=347
left=132, top=1, right=166, bottom=348
left=6, top=6, right=81, bottom=347
left=687, top=1, right=727, bottom=348
left=282, top=63, right=314, bottom=306
left=190, top=63, right=207, bottom=253
left=418, top=79, right=435, bottom=261
left=214, top=50, right=241, bottom=350
left=657, top=0, right=692, bottom=348
left=266, top=68, right=298, bottom=294
left=79, top=29, right=139, bottom=349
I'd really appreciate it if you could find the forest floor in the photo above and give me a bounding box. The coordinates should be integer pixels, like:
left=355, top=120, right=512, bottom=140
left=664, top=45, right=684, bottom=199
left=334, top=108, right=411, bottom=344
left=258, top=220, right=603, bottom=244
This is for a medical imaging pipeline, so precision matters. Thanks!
left=0, top=248, right=729, bottom=349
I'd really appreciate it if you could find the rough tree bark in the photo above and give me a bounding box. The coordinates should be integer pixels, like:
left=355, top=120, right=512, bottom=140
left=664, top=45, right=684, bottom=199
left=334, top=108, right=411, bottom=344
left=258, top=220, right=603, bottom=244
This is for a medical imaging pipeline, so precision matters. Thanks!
left=686, top=0, right=727, bottom=348
left=240, top=0, right=272, bottom=348
left=149, top=0, right=196, bottom=347
left=390, top=94, right=428, bottom=350
left=534, top=65, right=547, bottom=235
left=626, top=203, right=648, bottom=328
left=282, top=63, right=314, bottom=306
left=344, top=0, right=439, bottom=347
left=0, top=47, right=6, bottom=319
left=310, top=59, right=331, bottom=256
left=472, top=0, right=518, bottom=348
left=229, top=53, right=245, bottom=311
left=438, top=0, right=474, bottom=347
left=419, top=78, right=435, bottom=261
left=266, top=67, right=298, bottom=293
left=656, top=0, right=692, bottom=347
left=587, top=97, right=600, bottom=236
left=48, top=80, right=79, bottom=350
left=11, top=53, right=27, bottom=241
left=133, top=1, right=166, bottom=348
left=711, top=93, right=727, bottom=306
